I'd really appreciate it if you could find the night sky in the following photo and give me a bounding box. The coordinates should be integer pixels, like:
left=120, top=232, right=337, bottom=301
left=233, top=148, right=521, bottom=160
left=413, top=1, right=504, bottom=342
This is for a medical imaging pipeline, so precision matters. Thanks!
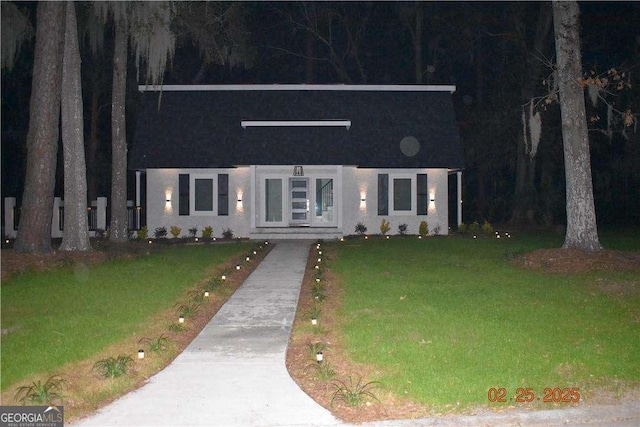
left=2, top=1, right=639, bottom=226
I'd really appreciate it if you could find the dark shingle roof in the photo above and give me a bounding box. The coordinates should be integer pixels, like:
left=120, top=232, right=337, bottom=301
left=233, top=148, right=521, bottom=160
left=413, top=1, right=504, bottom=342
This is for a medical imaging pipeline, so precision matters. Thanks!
left=129, top=85, right=464, bottom=170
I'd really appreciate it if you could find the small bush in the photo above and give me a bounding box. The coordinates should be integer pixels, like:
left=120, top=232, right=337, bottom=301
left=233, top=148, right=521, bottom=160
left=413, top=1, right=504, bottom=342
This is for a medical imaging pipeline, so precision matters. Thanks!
left=92, top=355, right=134, bottom=379
left=188, top=227, right=198, bottom=238
left=154, top=227, right=167, bottom=239
left=168, top=322, right=186, bottom=333
left=136, top=226, right=148, bottom=241
left=139, top=335, right=170, bottom=354
left=170, top=226, right=182, bottom=239
left=222, top=228, right=234, bottom=239
left=482, top=221, right=494, bottom=235
left=398, top=223, right=408, bottom=235
left=380, top=219, right=391, bottom=235
left=308, top=361, right=336, bottom=381
left=14, top=375, right=66, bottom=406
left=308, top=303, right=322, bottom=321
left=432, top=224, right=441, bottom=235
left=355, top=222, right=367, bottom=235
left=174, top=301, right=203, bottom=318
left=202, top=226, right=213, bottom=239
left=469, top=221, right=481, bottom=235
left=419, top=221, right=429, bottom=236
left=330, top=376, right=381, bottom=407
left=94, top=229, right=106, bottom=239
left=458, top=222, right=468, bottom=234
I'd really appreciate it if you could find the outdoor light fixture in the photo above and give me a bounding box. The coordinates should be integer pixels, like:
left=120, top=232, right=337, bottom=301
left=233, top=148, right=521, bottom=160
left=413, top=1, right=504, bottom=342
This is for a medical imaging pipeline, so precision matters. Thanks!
left=195, top=237, right=199, bottom=242
left=418, top=235, right=423, bottom=239
left=317, top=258, right=322, bottom=262
left=315, top=278, right=320, bottom=283
left=340, top=237, right=344, bottom=242
left=253, top=250, right=257, bottom=255
left=265, top=241, right=269, bottom=245
left=311, top=318, right=318, bottom=325
left=364, top=235, right=368, bottom=239
left=317, top=243, right=321, bottom=249
left=246, top=256, right=250, bottom=261
left=221, top=275, right=226, bottom=280
left=316, top=351, right=324, bottom=363
left=204, top=290, right=210, bottom=297
left=293, top=165, right=304, bottom=176
left=138, top=349, right=145, bottom=359
left=148, top=240, right=152, bottom=244
left=179, top=315, right=185, bottom=323
left=430, top=195, right=435, bottom=202
left=236, top=264, right=241, bottom=270
left=386, top=235, right=390, bottom=239
left=315, top=265, right=319, bottom=269
left=318, top=250, right=322, bottom=255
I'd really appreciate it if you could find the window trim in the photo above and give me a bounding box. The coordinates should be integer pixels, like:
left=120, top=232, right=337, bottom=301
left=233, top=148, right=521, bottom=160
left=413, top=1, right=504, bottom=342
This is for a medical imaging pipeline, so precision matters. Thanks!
left=190, top=174, right=217, bottom=216
left=389, top=174, right=417, bottom=215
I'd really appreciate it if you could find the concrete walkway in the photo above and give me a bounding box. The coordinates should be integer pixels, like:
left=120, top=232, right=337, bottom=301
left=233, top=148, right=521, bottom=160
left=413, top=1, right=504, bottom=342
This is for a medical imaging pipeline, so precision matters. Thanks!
left=76, top=240, right=639, bottom=427
left=77, top=240, right=341, bottom=427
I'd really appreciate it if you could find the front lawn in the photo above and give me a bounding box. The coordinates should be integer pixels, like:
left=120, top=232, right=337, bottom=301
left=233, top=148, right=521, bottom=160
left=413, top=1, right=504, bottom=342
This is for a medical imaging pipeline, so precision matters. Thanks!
left=1, top=243, right=252, bottom=390
left=328, top=232, right=640, bottom=411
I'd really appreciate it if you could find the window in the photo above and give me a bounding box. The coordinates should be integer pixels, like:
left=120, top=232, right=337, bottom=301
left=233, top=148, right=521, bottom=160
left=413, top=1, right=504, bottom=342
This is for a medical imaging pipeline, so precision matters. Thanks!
left=315, top=178, right=334, bottom=223
left=194, top=178, right=214, bottom=212
left=265, top=179, right=282, bottom=222
left=393, top=178, right=412, bottom=211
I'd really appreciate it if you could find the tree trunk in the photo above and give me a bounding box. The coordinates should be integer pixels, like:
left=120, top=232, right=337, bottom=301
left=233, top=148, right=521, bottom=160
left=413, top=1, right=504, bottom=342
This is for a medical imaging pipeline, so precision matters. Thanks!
left=552, top=0, right=602, bottom=251
left=511, top=3, right=553, bottom=225
left=110, top=19, right=129, bottom=242
left=14, top=2, right=65, bottom=254
left=60, top=1, right=91, bottom=252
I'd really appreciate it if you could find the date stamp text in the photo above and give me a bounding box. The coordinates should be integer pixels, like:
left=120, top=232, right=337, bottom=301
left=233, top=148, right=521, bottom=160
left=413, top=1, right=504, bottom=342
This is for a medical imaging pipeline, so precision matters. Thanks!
left=487, top=387, right=580, bottom=403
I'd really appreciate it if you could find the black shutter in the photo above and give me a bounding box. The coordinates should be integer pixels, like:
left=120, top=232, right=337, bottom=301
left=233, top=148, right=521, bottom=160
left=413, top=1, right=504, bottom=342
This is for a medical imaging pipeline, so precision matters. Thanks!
left=179, top=174, right=190, bottom=216
left=378, top=174, right=388, bottom=215
left=417, top=174, right=428, bottom=215
left=218, top=174, right=229, bottom=216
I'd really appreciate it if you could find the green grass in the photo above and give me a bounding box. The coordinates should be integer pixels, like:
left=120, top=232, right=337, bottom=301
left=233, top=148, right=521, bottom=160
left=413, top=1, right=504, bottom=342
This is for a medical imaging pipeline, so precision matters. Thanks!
left=1, top=243, right=250, bottom=389
left=330, top=232, right=640, bottom=410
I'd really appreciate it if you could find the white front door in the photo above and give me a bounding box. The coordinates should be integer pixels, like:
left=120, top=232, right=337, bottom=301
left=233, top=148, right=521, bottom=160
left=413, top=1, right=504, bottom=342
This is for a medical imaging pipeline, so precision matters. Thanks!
left=289, top=177, right=310, bottom=225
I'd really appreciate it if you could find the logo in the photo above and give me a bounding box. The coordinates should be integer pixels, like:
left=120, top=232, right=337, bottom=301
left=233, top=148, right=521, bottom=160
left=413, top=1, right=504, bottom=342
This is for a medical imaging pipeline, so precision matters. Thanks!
left=0, top=406, right=64, bottom=427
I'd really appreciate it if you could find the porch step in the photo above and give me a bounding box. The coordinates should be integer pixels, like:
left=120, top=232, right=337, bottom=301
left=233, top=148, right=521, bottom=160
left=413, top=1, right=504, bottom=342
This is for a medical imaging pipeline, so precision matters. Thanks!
left=249, top=227, right=343, bottom=241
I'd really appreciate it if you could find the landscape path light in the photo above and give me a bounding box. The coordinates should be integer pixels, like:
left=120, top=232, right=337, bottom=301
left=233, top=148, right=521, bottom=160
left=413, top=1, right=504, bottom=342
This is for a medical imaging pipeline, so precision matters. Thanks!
left=138, top=349, right=145, bottom=359
left=311, top=318, right=318, bottom=325
left=316, top=351, right=324, bottom=363
left=179, top=315, right=185, bottom=323
left=204, top=290, right=210, bottom=297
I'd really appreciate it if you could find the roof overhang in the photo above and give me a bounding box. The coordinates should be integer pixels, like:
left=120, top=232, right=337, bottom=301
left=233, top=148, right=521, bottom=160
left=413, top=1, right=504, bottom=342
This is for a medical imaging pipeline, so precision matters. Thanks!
left=138, top=84, right=456, bottom=93
left=241, top=120, right=351, bottom=129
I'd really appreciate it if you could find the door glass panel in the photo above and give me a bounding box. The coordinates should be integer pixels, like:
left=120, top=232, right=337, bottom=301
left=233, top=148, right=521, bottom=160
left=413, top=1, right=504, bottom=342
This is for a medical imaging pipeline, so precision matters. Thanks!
left=315, top=178, right=334, bottom=223
left=290, top=178, right=309, bottom=224
left=265, top=179, right=282, bottom=222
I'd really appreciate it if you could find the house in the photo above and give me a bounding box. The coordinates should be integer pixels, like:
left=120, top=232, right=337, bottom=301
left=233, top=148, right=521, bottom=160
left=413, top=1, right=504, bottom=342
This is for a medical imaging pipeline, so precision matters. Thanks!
left=130, top=84, right=464, bottom=240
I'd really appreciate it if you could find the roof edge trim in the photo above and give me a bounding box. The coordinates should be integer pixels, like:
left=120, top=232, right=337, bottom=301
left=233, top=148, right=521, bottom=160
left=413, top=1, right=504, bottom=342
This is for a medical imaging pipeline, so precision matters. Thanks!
left=138, top=84, right=456, bottom=93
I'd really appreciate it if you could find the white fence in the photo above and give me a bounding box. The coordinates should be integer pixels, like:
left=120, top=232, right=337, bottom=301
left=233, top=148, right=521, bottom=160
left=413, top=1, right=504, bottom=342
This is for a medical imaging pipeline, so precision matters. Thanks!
left=3, top=197, right=141, bottom=239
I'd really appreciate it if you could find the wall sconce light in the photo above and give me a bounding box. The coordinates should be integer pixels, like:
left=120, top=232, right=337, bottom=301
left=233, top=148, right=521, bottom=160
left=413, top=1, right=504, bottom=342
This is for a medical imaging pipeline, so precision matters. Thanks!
left=293, top=165, right=304, bottom=176
left=165, top=191, right=172, bottom=209
left=316, top=351, right=324, bottom=363
left=360, top=190, right=367, bottom=210
left=138, top=349, right=145, bottom=359
left=237, top=190, right=243, bottom=210
left=430, top=194, right=435, bottom=202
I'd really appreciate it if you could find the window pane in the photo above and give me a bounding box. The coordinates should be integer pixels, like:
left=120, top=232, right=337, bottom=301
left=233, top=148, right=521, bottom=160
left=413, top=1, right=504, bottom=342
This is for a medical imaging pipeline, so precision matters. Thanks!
left=394, top=178, right=412, bottom=211
left=265, top=179, right=282, bottom=222
left=195, top=179, right=213, bottom=211
left=315, top=178, right=334, bottom=222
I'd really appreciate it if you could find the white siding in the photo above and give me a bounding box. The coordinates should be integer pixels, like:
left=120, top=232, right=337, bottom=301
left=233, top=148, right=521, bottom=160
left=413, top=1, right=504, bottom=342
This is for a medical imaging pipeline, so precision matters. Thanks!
left=145, top=166, right=449, bottom=238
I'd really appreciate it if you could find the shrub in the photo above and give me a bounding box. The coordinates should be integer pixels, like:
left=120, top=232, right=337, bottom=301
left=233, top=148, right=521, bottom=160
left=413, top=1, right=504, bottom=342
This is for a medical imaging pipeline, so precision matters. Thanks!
left=136, top=226, right=148, bottom=241
left=380, top=219, right=391, bottom=235
left=139, top=335, right=170, bottom=354
left=92, top=355, right=134, bottom=378
left=398, top=223, right=408, bottom=235
left=458, top=222, right=468, bottom=234
left=419, top=221, right=429, bottom=236
left=188, top=227, right=198, bottom=238
left=308, top=361, right=336, bottom=381
left=94, top=229, right=106, bottom=239
left=469, top=221, right=481, bottom=235
left=14, top=376, right=66, bottom=406
left=170, top=226, right=182, bottom=239
left=355, top=222, right=367, bottom=235
left=202, top=226, right=213, bottom=239
left=482, top=221, right=494, bottom=236
left=432, top=224, right=441, bottom=235
left=330, top=376, right=381, bottom=407
left=154, top=227, right=167, bottom=239
left=222, top=228, right=234, bottom=239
